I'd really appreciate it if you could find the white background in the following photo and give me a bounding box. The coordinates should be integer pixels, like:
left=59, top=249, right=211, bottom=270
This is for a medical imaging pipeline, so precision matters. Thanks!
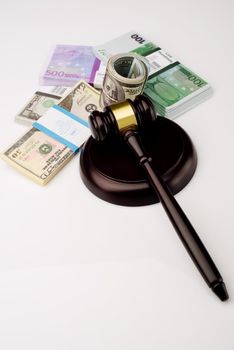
left=0, top=0, right=234, bottom=349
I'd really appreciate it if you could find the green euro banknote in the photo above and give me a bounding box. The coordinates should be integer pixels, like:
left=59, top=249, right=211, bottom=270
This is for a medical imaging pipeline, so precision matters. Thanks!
left=95, top=31, right=159, bottom=64
left=144, top=64, right=209, bottom=110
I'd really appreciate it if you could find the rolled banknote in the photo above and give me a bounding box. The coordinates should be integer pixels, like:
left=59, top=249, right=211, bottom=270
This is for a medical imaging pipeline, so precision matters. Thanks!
left=100, top=53, right=148, bottom=108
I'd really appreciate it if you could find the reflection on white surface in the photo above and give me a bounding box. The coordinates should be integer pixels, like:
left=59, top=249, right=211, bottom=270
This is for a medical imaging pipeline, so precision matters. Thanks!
left=0, top=259, right=233, bottom=350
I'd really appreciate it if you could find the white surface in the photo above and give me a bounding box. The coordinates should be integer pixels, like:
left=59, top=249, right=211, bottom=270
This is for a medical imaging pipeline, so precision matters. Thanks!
left=0, top=0, right=234, bottom=349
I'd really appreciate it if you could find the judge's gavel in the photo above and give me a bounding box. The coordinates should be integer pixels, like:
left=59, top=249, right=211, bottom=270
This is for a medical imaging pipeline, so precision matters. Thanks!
left=88, top=95, right=228, bottom=301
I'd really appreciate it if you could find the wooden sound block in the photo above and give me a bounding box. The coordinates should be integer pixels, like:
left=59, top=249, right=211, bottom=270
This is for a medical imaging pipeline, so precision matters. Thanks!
left=80, top=117, right=197, bottom=206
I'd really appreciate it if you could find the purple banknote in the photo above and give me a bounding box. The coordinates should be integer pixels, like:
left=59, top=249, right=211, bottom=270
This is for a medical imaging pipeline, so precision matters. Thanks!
left=40, top=45, right=101, bottom=87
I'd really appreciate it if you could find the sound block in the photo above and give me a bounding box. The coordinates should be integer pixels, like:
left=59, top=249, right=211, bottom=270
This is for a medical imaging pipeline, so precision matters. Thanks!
left=80, top=117, right=197, bottom=206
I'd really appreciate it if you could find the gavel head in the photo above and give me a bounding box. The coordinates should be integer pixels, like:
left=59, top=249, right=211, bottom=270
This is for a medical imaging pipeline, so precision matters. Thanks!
left=89, top=95, right=157, bottom=142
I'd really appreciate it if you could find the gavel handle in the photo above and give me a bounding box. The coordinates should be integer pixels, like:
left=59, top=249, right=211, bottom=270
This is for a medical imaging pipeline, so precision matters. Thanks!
left=123, top=129, right=228, bottom=301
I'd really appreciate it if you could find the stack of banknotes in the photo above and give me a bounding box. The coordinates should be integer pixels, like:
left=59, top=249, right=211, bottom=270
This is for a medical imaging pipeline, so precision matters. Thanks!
left=15, top=85, right=70, bottom=125
left=1, top=31, right=212, bottom=185
left=1, top=81, right=100, bottom=184
left=94, top=31, right=212, bottom=119
left=40, top=45, right=101, bottom=87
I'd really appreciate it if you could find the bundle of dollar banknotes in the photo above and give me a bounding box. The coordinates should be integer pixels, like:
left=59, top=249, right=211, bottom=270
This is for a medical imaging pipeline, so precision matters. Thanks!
left=1, top=31, right=212, bottom=185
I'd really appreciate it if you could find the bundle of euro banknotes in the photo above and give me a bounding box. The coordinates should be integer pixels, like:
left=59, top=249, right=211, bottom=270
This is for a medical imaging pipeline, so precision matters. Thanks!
left=1, top=31, right=212, bottom=185
left=93, top=31, right=212, bottom=118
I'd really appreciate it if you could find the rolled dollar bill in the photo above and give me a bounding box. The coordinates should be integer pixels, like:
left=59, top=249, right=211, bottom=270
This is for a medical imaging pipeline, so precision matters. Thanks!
left=100, top=53, right=148, bottom=108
